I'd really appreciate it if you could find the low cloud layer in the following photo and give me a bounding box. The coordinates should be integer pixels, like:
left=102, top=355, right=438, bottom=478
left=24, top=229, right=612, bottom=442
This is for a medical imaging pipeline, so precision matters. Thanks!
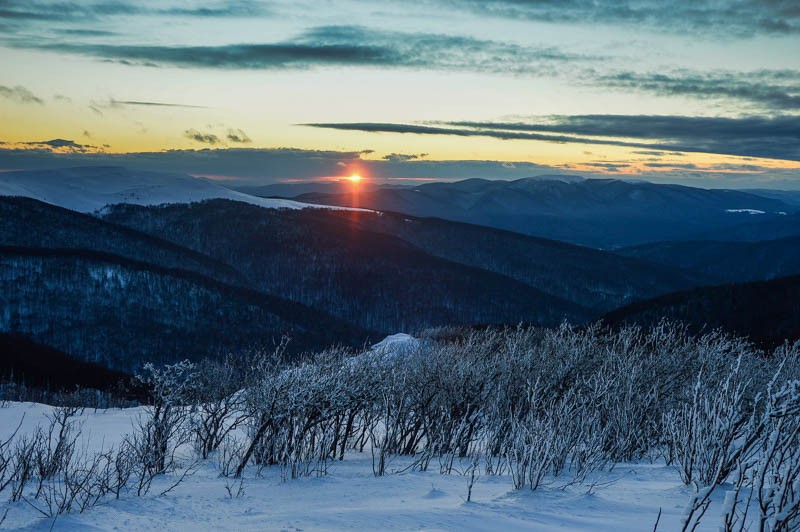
left=0, top=145, right=555, bottom=182
left=1, top=138, right=100, bottom=153
left=0, top=145, right=797, bottom=189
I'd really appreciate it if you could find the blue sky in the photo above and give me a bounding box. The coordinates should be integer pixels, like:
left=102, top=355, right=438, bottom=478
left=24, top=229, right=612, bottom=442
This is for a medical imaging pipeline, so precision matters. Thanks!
left=1, top=0, right=799, bottom=187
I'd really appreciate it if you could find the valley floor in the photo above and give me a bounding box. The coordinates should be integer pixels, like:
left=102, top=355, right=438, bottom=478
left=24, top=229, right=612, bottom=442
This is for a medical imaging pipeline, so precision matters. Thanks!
left=0, top=402, right=729, bottom=531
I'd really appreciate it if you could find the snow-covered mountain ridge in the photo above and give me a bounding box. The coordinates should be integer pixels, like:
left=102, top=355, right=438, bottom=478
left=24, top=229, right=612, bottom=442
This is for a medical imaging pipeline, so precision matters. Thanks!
left=0, top=166, right=360, bottom=213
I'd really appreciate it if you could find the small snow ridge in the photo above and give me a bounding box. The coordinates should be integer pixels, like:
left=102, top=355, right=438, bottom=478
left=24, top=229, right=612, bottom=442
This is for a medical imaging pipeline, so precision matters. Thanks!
left=725, top=208, right=765, bottom=215
left=346, top=333, right=421, bottom=367
left=423, top=487, right=447, bottom=499
left=370, top=333, right=420, bottom=357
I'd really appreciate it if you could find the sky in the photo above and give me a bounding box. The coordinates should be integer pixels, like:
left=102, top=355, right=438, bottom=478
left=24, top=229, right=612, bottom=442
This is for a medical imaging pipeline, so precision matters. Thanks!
left=1, top=0, right=799, bottom=188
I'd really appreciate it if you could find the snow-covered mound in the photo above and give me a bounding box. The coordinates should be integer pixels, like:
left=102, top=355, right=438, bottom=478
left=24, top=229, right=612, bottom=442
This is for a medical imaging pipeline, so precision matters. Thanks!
left=345, top=333, right=421, bottom=368
left=0, top=166, right=355, bottom=213
left=370, top=333, right=420, bottom=356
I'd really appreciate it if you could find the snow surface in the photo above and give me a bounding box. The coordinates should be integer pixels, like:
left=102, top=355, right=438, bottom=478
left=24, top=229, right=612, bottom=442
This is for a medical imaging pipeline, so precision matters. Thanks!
left=725, top=208, right=766, bottom=215
left=370, top=333, right=421, bottom=356
left=0, top=401, right=732, bottom=531
left=0, top=167, right=363, bottom=214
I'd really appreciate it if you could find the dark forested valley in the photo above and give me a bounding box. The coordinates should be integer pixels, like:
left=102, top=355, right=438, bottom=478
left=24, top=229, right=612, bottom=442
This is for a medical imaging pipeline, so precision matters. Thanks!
left=3, top=190, right=800, bottom=381
left=603, top=275, right=800, bottom=348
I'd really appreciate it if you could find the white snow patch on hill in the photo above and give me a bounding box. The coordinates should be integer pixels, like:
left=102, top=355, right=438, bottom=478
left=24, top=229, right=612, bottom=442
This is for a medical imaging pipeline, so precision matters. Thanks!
left=370, top=333, right=420, bottom=356
left=725, top=208, right=766, bottom=215
left=347, top=333, right=422, bottom=366
left=0, top=166, right=364, bottom=213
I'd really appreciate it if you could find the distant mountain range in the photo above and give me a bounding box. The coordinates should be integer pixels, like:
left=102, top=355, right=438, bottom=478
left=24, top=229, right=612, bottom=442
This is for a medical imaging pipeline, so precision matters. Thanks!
left=2, top=166, right=800, bottom=379
left=618, top=237, right=800, bottom=284
left=279, top=176, right=798, bottom=248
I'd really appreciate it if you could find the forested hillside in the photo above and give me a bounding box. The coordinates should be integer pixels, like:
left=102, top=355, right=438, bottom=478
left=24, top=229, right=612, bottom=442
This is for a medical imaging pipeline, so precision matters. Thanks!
left=0, top=197, right=245, bottom=285
left=336, top=210, right=697, bottom=311
left=603, top=275, right=800, bottom=347
left=103, top=201, right=592, bottom=331
left=618, top=236, right=800, bottom=284
left=4, top=194, right=797, bottom=373
left=0, top=247, right=367, bottom=370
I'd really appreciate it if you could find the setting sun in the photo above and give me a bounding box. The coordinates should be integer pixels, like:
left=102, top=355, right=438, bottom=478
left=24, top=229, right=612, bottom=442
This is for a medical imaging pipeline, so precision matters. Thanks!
left=348, top=174, right=362, bottom=183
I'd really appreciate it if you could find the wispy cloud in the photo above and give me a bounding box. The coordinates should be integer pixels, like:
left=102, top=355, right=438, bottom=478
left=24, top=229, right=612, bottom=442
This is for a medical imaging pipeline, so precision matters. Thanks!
left=596, top=69, right=800, bottom=112
left=304, top=115, right=800, bottom=162
left=52, top=28, right=117, bottom=36
left=383, top=153, right=427, bottom=162
left=110, top=99, right=208, bottom=109
left=87, top=97, right=207, bottom=114
left=427, top=0, right=800, bottom=36
left=0, top=85, right=44, bottom=105
left=0, top=0, right=266, bottom=22
left=183, top=127, right=251, bottom=145
left=14, top=25, right=598, bottom=74
left=184, top=129, right=220, bottom=144
left=226, top=128, right=251, bottom=143
left=4, top=0, right=797, bottom=37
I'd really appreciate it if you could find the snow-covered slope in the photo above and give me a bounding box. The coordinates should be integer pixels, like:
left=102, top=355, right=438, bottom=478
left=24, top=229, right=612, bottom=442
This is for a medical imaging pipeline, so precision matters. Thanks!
left=0, top=166, right=348, bottom=213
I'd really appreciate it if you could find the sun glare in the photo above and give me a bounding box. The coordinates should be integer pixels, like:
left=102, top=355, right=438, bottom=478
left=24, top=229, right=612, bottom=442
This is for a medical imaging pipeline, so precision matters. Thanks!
left=348, top=174, right=362, bottom=183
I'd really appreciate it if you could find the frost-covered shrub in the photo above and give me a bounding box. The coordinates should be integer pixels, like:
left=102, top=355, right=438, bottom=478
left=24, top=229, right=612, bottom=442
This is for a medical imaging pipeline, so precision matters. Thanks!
left=722, top=375, right=800, bottom=532
left=189, top=355, right=248, bottom=460
left=128, top=361, right=196, bottom=495
left=663, top=356, right=758, bottom=488
left=4, top=321, right=799, bottom=525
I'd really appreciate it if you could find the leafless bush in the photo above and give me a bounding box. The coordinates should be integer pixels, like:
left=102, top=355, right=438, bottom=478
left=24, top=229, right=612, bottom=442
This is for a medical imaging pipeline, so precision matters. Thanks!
left=217, top=435, right=247, bottom=477
left=0, top=415, right=23, bottom=495
left=3, top=322, right=798, bottom=526
left=128, top=361, right=196, bottom=495
left=189, top=355, right=248, bottom=460
left=720, top=374, right=800, bottom=531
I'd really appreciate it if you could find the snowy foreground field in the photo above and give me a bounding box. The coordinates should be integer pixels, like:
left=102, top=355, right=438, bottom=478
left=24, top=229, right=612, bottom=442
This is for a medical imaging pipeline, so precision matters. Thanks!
left=1, top=327, right=798, bottom=531
left=0, top=402, right=738, bottom=531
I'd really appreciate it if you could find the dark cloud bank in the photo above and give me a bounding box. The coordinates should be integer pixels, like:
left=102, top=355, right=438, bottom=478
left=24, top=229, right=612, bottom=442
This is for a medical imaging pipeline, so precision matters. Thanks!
left=3, top=0, right=798, bottom=36
left=11, top=24, right=595, bottom=75
left=305, top=115, right=800, bottom=162
left=433, top=0, right=800, bottom=36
